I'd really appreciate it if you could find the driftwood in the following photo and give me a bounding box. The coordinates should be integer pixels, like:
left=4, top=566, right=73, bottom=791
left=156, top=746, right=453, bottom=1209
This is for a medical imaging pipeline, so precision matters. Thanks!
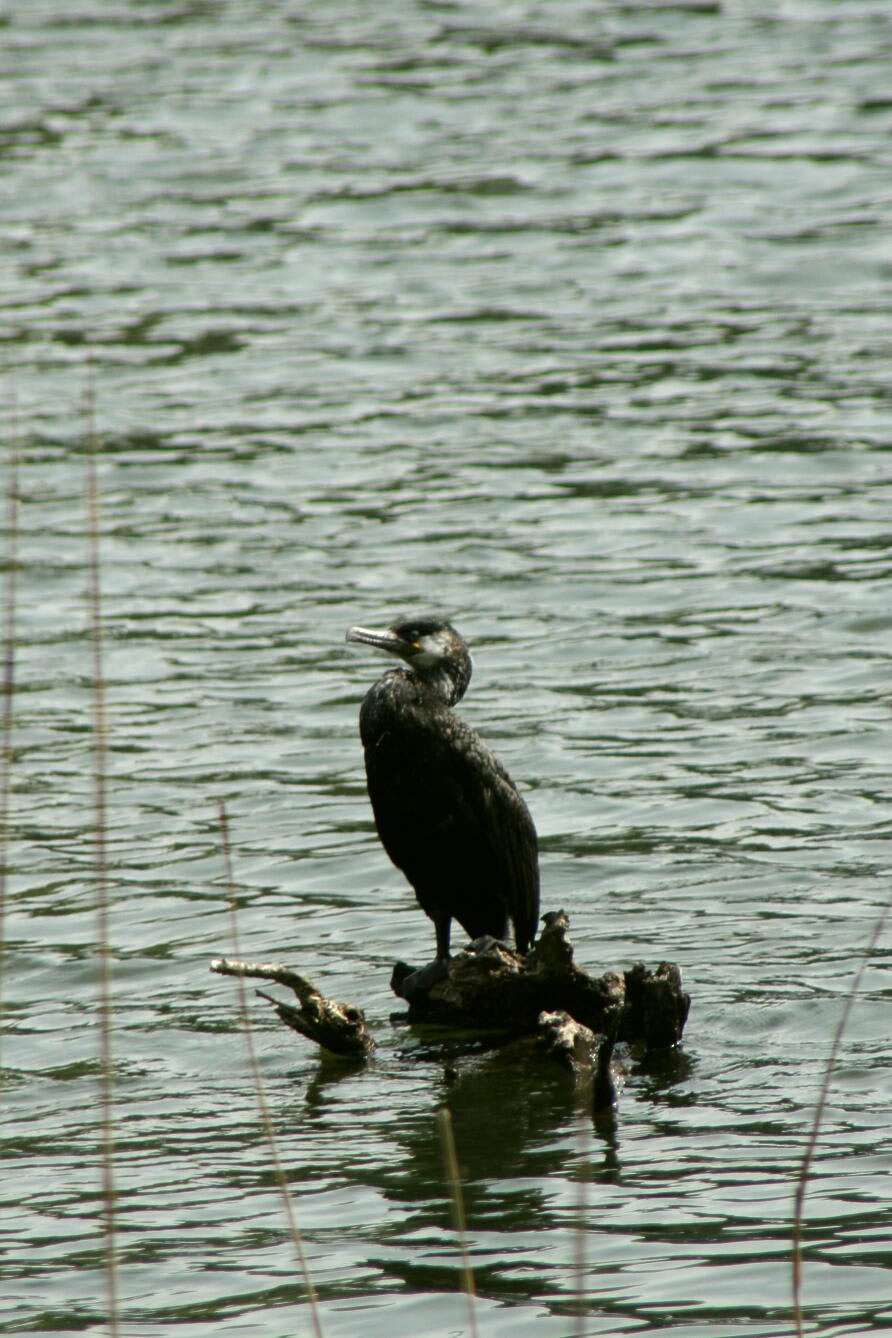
left=210, top=911, right=689, bottom=1066
left=538, top=1008, right=619, bottom=1114
left=210, top=958, right=374, bottom=1058
left=391, top=910, right=689, bottom=1052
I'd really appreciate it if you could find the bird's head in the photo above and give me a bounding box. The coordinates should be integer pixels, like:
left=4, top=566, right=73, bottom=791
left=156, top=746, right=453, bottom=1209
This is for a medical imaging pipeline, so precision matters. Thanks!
left=346, top=617, right=472, bottom=703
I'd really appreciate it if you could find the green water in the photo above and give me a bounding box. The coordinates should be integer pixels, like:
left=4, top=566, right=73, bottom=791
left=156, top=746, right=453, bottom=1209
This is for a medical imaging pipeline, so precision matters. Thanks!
left=3, top=2, right=891, bottom=1334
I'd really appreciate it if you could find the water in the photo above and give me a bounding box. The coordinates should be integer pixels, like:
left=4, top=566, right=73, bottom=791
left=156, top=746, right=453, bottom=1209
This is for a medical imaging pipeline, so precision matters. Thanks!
left=3, top=1, right=892, bottom=1334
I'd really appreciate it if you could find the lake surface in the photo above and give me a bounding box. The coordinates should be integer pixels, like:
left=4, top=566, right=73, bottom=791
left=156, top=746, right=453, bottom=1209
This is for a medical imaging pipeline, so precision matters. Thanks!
left=3, top=1, right=891, bottom=1334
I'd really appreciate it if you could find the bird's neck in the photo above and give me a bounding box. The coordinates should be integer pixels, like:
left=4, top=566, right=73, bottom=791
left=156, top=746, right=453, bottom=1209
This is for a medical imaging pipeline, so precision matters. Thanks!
left=411, top=658, right=471, bottom=707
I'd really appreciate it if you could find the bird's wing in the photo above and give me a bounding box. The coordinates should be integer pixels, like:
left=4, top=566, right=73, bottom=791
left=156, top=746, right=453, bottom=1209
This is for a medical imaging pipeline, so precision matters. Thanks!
left=366, top=710, right=539, bottom=947
left=472, top=738, right=540, bottom=950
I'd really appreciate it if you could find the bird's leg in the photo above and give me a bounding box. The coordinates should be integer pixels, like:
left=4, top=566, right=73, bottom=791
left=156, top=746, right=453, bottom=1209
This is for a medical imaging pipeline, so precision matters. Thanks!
left=398, top=917, right=452, bottom=1001
left=434, top=914, right=452, bottom=964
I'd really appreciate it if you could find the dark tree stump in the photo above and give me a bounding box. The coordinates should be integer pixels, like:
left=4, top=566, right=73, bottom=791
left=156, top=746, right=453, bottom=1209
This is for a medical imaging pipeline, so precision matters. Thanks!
left=621, top=959, right=691, bottom=1052
left=391, top=910, right=690, bottom=1052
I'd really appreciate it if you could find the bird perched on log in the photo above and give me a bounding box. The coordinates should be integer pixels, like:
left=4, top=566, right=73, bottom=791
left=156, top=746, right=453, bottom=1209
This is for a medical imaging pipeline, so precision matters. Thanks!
left=346, top=618, right=540, bottom=988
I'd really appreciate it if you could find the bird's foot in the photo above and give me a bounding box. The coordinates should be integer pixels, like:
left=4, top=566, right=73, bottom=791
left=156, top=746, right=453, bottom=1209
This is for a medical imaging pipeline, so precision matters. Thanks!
left=466, top=934, right=515, bottom=956
left=392, top=956, right=450, bottom=1002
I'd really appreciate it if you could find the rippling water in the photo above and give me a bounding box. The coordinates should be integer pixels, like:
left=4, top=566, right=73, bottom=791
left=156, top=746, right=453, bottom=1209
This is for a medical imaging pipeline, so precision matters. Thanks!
left=3, top=2, right=892, bottom=1335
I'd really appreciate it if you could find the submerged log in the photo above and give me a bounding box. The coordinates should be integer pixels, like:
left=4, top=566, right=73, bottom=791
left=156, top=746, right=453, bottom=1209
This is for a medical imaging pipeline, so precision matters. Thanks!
left=210, top=957, right=374, bottom=1058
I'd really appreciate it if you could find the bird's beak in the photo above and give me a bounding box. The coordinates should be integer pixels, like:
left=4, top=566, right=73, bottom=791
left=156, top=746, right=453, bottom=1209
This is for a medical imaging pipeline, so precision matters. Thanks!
left=346, top=625, right=411, bottom=657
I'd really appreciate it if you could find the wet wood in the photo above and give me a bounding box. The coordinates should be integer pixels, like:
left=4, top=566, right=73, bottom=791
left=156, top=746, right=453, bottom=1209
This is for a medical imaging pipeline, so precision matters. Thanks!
left=211, top=910, right=689, bottom=1062
left=391, top=910, right=690, bottom=1052
left=210, top=957, right=374, bottom=1058
left=537, top=1008, right=619, bottom=1117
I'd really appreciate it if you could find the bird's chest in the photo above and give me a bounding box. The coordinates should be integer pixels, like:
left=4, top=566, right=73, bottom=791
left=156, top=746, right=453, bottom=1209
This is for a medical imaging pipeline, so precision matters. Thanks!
left=360, top=700, right=471, bottom=806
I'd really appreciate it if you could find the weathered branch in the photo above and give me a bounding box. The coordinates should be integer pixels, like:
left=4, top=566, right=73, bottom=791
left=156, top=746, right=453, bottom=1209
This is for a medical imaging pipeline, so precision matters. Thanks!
left=210, top=957, right=374, bottom=1058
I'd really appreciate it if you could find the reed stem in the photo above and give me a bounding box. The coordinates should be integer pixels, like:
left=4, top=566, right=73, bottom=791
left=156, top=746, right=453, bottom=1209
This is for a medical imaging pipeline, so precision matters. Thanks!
left=436, top=1106, right=479, bottom=1338
left=0, top=436, right=18, bottom=1081
left=217, top=801, right=325, bottom=1338
left=85, top=376, right=120, bottom=1337
left=791, top=894, right=892, bottom=1336
left=573, top=1116, right=589, bottom=1338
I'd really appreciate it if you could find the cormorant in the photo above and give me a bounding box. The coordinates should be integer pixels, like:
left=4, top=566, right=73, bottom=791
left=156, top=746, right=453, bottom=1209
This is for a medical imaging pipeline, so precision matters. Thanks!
left=346, top=618, right=540, bottom=979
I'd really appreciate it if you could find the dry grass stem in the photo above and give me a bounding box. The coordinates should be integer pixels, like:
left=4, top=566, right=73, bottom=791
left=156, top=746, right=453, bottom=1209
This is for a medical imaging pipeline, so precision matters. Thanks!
left=0, top=435, right=19, bottom=1079
left=85, top=377, right=120, bottom=1337
left=436, top=1106, right=479, bottom=1338
left=574, top=1116, right=589, bottom=1338
left=217, top=801, right=326, bottom=1338
left=792, top=893, right=892, bottom=1337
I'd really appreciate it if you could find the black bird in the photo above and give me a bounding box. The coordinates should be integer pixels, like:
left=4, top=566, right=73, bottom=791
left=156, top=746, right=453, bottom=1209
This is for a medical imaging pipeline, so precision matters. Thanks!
left=346, top=618, right=540, bottom=977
